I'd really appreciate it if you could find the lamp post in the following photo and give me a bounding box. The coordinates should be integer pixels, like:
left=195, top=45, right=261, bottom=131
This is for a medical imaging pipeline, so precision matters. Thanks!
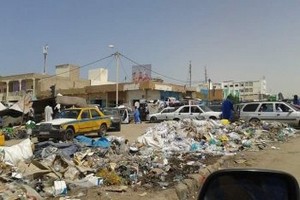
left=208, top=78, right=211, bottom=105
left=43, top=44, right=48, bottom=74
left=109, top=45, right=120, bottom=107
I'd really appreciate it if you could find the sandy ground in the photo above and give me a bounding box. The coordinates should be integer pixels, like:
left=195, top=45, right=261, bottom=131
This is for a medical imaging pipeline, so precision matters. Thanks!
left=221, top=134, right=300, bottom=183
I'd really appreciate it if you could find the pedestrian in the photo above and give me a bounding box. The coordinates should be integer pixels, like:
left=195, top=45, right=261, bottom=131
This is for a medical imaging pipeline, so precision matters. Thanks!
left=293, top=95, right=300, bottom=105
left=221, top=96, right=234, bottom=121
left=44, top=105, right=53, bottom=121
left=133, top=106, right=141, bottom=124
left=28, top=107, right=35, bottom=121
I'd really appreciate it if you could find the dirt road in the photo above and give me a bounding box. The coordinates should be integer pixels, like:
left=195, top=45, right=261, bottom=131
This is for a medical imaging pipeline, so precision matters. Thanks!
left=222, top=135, right=300, bottom=183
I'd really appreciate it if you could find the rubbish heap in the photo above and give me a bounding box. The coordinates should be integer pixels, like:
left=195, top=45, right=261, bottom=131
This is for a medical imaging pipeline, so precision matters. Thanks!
left=0, top=119, right=298, bottom=199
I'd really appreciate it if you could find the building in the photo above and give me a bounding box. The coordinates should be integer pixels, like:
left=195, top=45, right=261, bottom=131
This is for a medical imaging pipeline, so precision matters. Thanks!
left=221, top=77, right=267, bottom=101
left=0, top=64, right=91, bottom=103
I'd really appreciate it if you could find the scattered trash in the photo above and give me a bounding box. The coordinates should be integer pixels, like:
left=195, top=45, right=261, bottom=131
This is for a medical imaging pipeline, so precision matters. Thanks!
left=0, top=119, right=298, bottom=199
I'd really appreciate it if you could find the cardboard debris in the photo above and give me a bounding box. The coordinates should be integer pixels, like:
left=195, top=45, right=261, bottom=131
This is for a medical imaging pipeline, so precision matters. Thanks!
left=0, top=119, right=299, bottom=199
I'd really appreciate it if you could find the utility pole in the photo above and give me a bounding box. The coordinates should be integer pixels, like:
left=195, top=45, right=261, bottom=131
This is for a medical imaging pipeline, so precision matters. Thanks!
left=204, top=65, right=208, bottom=83
left=109, top=45, right=120, bottom=107
left=189, top=61, right=192, bottom=87
left=43, top=44, right=48, bottom=74
left=114, top=52, right=120, bottom=107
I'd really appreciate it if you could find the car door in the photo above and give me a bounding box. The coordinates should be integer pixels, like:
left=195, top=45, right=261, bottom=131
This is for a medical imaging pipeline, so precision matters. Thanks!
left=240, top=103, right=260, bottom=122
left=177, top=106, right=191, bottom=120
left=275, top=103, right=298, bottom=126
left=160, top=107, right=175, bottom=121
left=78, top=109, right=93, bottom=133
left=190, top=105, right=202, bottom=119
left=257, top=103, right=276, bottom=122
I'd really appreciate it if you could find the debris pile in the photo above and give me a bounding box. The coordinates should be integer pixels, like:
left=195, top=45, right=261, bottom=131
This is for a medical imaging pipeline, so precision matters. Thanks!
left=0, top=119, right=298, bottom=198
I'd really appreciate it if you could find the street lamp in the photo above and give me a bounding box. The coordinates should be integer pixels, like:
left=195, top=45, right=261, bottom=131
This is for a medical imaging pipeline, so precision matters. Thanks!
left=109, top=45, right=120, bottom=107
left=43, top=44, right=48, bottom=74
left=208, top=79, right=211, bottom=105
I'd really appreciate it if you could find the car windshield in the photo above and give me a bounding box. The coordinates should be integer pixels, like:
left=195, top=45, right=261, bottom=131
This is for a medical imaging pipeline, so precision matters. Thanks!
left=59, top=109, right=80, bottom=119
left=102, top=108, right=119, bottom=116
left=200, top=105, right=213, bottom=112
left=287, top=103, right=300, bottom=111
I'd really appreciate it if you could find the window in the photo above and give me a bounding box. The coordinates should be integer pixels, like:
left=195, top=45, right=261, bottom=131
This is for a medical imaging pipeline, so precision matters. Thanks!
left=276, top=103, right=289, bottom=112
left=162, top=108, right=175, bottom=113
left=81, top=110, right=90, bottom=119
left=242, top=104, right=259, bottom=112
left=259, top=103, right=273, bottom=112
left=179, top=107, right=189, bottom=113
left=191, top=106, right=201, bottom=113
left=91, top=109, right=100, bottom=118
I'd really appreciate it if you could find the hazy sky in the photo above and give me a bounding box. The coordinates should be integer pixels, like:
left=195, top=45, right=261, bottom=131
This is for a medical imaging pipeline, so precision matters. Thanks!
left=1, top=0, right=300, bottom=97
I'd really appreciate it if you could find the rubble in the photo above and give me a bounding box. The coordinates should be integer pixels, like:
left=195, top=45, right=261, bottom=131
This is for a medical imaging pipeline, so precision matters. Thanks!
left=0, top=119, right=298, bottom=199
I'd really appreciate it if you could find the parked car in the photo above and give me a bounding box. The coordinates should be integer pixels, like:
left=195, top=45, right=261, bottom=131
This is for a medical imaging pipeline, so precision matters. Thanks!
left=100, top=107, right=121, bottom=131
left=118, top=105, right=134, bottom=124
left=34, top=107, right=111, bottom=141
left=239, top=101, right=300, bottom=127
left=161, top=105, right=221, bottom=121
left=146, top=107, right=176, bottom=123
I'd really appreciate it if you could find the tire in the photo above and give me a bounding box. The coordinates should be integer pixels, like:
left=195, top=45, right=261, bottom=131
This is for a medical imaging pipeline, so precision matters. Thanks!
left=150, top=117, right=157, bottom=123
left=63, top=127, right=74, bottom=141
left=173, top=118, right=180, bottom=122
left=37, top=137, right=48, bottom=142
left=98, top=124, right=107, bottom=137
left=115, top=123, right=121, bottom=131
left=209, top=116, right=217, bottom=120
left=249, top=118, right=260, bottom=124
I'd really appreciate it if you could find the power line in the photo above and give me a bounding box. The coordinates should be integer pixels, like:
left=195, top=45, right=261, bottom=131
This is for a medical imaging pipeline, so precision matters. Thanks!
left=120, top=53, right=187, bottom=84
left=39, top=54, right=113, bottom=81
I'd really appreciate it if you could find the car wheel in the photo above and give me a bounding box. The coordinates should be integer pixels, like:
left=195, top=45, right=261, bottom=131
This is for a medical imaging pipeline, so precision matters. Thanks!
left=98, top=124, right=107, bottom=137
left=249, top=118, right=260, bottom=124
left=115, top=123, right=121, bottom=131
left=209, top=116, right=217, bottom=120
left=37, top=137, right=47, bottom=142
left=64, top=128, right=74, bottom=141
left=173, top=118, right=180, bottom=122
left=150, top=117, right=157, bottom=123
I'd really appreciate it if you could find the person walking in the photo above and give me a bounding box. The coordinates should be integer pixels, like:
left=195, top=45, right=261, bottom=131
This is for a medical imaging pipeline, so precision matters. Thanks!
left=221, top=96, right=234, bottom=122
left=133, top=106, right=141, bottom=124
left=293, top=95, right=300, bottom=105
left=44, top=105, right=53, bottom=121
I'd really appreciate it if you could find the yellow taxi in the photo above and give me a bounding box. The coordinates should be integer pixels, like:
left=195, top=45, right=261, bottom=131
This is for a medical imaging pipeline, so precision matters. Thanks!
left=34, top=107, right=111, bottom=141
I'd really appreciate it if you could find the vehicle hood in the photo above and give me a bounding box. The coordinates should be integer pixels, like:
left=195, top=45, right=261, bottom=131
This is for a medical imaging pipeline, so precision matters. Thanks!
left=37, top=118, right=75, bottom=126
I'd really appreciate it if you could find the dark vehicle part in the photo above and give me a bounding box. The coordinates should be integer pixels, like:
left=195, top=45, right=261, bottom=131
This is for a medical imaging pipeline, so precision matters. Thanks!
left=198, top=168, right=300, bottom=200
left=98, top=124, right=107, bottom=137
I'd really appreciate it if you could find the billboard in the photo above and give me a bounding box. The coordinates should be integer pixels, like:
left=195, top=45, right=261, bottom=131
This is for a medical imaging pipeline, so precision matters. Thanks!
left=132, top=64, right=152, bottom=83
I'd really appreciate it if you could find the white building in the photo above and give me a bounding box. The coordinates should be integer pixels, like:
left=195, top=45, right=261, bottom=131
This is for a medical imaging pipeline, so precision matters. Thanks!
left=221, top=77, right=267, bottom=101
left=88, top=68, right=114, bottom=86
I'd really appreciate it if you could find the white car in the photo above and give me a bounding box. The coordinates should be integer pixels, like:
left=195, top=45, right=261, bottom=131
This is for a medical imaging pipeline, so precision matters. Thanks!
left=239, top=101, right=300, bottom=127
left=171, top=105, right=221, bottom=121
left=146, top=107, right=176, bottom=123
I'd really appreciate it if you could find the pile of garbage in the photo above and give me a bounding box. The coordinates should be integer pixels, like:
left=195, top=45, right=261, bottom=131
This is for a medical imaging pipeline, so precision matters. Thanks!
left=0, top=120, right=36, bottom=141
left=0, top=119, right=298, bottom=199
